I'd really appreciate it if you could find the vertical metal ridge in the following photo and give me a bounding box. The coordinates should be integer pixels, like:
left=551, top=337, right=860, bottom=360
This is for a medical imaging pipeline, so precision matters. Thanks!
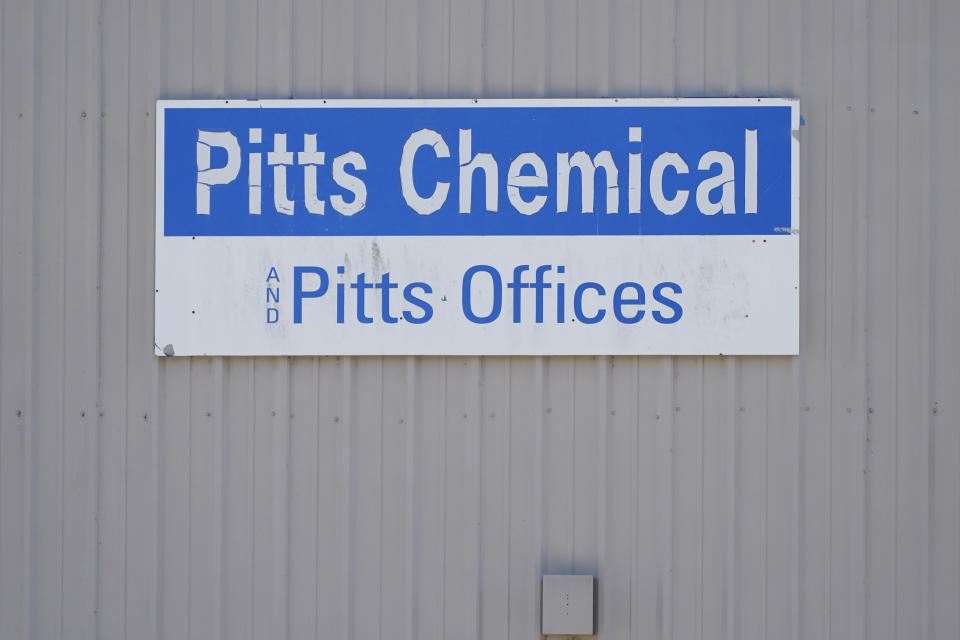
left=403, top=355, right=416, bottom=640
left=595, top=357, right=607, bottom=632
left=341, top=355, right=354, bottom=640
left=533, top=355, right=544, bottom=619
left=439, top=356, right=448, bottom=640
left=659, top=356, right=674, bottom=640
left=929, top=2, right=960, bottom=638
left=727, top=358, right=739, bottom=640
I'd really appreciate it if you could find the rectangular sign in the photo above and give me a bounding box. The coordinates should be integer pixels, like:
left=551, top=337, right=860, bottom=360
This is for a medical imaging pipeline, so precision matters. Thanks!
left=155, top=98, right=799, bottom=356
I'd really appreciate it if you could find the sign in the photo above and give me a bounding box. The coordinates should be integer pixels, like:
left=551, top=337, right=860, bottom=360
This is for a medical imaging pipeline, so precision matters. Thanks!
left=155, top=98, right=799, bottom=356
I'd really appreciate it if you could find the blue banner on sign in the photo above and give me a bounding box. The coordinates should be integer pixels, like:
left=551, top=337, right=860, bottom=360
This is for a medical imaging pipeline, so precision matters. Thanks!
left=160, top=102, right=793, bottom=236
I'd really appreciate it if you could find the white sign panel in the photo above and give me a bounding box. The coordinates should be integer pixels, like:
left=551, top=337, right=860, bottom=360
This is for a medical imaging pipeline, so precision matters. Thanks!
left=155, top=98, right=799, bottom=356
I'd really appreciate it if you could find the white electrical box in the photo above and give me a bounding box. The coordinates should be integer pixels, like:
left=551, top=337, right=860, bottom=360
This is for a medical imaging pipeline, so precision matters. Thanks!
left=541, top=574, right=595, bottom=636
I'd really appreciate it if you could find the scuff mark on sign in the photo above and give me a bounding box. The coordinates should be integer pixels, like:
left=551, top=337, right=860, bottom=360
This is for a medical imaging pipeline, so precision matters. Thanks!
left=371, top=239, right=384, bottom=276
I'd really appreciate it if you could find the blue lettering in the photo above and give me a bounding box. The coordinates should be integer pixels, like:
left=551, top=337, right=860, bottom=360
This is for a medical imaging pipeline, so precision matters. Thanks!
left=574, top=282, right=606, bottom=324
left=462, top=265, right=502, bottom=324
left=376, top=272, right=400, bottom=324
left=613, top=282, right=645, bottom=323
left=506, top=265, right=530, bottom=323
left=293, top=266, right=329, bottom=324
left=652, top=282, right=683, bottom=324
left=349, top=273, right=374, bottom=324
left=403, top=283, right=434, bottom=324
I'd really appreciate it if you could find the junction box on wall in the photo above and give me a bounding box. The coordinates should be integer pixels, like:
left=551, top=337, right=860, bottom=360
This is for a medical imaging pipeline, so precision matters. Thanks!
left=542, top=574, right=596, bottom=636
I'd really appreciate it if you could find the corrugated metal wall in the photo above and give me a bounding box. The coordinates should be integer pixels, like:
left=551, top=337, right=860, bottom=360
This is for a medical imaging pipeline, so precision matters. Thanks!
left=1, top=0, right=958, bottom=638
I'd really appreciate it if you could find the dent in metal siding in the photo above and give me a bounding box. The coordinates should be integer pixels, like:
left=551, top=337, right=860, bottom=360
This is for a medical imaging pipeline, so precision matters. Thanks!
left=1, top=0, right=959, bottom=639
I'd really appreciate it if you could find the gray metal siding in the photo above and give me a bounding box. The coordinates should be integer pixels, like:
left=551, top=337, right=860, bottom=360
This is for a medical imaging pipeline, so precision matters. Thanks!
left=1, top=0, right=958, bottom=638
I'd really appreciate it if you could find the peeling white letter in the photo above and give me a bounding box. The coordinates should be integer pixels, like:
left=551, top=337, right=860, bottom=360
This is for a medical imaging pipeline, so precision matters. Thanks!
left=696, top=151, right=735, bottom=215
left=745, top=129, right=758, bottom=214
left=196, top=130, right=241, bottom=215
left=331, top=151, right=367, bottom=216
left=556, top=150, right=619, bottom=214
left=650, top=152, right=689, bottom=215
left=248, top=128, right=262, bottom=214
left=400, top=128, right=450, bottom=215
left=298, top=133, right=326, bottom=215
left=507, top=153, right=548, bottom=215
left=458, top=129, right=499, bottom=213
left=267, top=133, right=295, bottom=215
left=628, top=127, right=642, bottom=213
